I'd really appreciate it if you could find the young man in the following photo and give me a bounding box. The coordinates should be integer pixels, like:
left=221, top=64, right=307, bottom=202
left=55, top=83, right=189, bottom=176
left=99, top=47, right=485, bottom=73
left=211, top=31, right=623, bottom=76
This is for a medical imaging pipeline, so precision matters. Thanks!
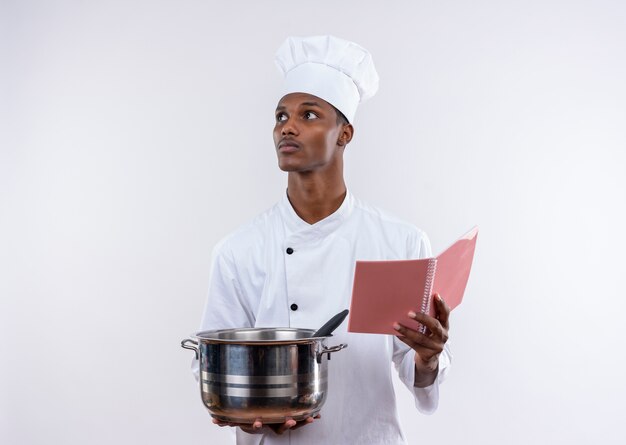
left=197, top=35, right=452, bottom=445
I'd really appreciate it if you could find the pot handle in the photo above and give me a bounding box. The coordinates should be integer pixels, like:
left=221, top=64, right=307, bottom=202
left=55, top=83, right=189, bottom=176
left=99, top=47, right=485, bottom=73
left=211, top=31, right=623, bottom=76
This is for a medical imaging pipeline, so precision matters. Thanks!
left=317, top=343, right=347, bottom=364
left=181, top=339, right=199, bottom=360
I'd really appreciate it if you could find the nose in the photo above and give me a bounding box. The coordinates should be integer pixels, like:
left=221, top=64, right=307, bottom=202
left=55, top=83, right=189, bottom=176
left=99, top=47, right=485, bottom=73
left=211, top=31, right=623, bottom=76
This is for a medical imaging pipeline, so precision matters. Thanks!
left=280, top=118, right=298, bottom=136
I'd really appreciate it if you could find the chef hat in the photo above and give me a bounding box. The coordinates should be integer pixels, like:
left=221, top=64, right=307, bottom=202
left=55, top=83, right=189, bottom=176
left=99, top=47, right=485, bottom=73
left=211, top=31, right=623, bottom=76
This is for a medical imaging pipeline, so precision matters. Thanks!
left=275, top=35, right=379, bottom=123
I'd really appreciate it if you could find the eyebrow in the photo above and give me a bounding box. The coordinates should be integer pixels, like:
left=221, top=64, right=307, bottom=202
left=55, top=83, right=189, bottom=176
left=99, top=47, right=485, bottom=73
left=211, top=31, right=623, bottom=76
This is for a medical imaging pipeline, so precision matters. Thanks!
left=275, top=101, right=323, bottom=112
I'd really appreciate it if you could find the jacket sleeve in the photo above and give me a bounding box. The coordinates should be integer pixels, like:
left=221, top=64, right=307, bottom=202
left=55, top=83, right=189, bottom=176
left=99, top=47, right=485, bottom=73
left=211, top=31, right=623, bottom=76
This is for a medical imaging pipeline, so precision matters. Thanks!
left=390, top=226, right=453, bottom=414
left=392, top=338, right=452, bottom=414
left=200, top=240, right=256, bottom=330
left=191, top=240, right=255, bottom=381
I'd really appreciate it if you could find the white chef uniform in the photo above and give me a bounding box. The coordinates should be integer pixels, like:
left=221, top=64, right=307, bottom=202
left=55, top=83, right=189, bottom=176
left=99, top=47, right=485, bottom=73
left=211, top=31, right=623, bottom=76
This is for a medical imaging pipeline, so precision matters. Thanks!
left=195, top=190, right=452, bottom=445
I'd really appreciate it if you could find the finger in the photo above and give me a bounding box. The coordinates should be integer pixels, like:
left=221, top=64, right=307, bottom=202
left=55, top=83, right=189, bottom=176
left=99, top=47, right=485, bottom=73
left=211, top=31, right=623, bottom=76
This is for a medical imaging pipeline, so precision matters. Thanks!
left=238, top=426, right=257, bottom=434
left=212, top=417, right=257, bottom=429
left=289, top=416, right=317, bottom=431
left=396, top=334, right=437, bottom=358
left=406, top=311, right=447, bottom=340
left=239, top=424, right=264, bottom=434
left=212, top=418, right=235, bottom=427
left=434, top=293, right=450, bottom=330
left=395, top=329, right=442, bottom=359
left=393, top=322, right=443, bottom=352
left=275, top=418, right=297, bottom=434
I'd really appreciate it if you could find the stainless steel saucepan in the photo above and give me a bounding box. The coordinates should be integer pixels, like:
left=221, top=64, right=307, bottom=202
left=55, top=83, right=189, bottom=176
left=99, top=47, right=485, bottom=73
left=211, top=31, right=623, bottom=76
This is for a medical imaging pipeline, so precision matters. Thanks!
left=181, top=327, right=347, bottom=424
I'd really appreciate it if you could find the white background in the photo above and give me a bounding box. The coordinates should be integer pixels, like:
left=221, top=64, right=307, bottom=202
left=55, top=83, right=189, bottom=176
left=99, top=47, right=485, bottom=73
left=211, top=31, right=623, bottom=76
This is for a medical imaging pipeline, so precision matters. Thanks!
left=2, top=1, right=625, bottom=444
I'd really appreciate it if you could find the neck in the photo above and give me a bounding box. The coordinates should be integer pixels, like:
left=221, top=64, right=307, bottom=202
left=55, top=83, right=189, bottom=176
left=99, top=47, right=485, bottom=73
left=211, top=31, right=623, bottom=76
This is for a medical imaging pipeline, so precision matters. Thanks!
left=286, top=170, right=347, bottom=225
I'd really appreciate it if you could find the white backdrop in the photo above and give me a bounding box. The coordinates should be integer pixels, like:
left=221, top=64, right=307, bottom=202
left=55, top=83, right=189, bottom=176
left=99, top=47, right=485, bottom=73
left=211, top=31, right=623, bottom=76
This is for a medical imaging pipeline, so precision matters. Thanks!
left=2, top=1, right=625, bottom=444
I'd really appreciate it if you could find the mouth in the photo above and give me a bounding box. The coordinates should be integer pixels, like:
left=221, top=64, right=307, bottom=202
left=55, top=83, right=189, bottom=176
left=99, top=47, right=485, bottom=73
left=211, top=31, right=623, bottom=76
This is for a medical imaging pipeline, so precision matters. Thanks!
left=278, top=139, right=301, bottom=153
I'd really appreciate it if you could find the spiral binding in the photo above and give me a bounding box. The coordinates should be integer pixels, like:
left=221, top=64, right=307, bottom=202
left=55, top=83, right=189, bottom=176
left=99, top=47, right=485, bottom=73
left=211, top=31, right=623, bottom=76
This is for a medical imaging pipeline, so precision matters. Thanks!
left=419, top=259, right=437, bottom=334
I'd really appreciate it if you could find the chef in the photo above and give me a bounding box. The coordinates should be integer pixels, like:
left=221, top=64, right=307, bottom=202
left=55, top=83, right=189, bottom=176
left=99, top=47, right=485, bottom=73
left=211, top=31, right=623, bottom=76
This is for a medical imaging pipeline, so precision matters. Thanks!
left=194, top=35, right=452, bottom=445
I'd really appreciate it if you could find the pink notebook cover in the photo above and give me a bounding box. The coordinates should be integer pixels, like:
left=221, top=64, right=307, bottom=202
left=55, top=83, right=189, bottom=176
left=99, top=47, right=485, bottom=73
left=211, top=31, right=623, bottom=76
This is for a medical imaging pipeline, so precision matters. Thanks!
left=348, top=226, right=478, bottom=335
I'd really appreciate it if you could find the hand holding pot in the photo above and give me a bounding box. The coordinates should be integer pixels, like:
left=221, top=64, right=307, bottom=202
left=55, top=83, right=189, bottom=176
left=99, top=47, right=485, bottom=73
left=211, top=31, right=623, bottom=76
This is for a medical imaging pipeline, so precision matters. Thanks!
left=212, top=414, right=321, bottom=435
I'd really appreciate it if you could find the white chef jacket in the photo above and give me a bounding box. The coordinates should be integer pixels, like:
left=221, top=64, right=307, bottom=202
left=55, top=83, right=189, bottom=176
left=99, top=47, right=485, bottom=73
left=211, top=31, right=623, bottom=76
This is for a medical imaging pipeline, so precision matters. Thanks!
left=195, top=190, right=452, bottom=445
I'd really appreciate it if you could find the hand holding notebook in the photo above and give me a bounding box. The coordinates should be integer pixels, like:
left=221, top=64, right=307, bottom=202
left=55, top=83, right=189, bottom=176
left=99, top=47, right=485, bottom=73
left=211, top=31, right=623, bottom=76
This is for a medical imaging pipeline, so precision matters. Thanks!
left=348, top=226, right=478, bottom=335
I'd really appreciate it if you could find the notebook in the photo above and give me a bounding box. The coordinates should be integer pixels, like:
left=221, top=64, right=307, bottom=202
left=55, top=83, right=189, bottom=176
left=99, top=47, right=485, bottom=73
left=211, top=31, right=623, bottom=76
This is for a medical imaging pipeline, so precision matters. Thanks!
left=347, top=226, right=478, bottom=335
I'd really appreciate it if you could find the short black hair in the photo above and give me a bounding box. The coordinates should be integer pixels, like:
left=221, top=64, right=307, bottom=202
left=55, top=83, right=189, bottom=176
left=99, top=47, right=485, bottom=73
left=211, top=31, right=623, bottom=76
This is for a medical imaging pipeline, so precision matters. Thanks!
left=332, top=104, right=349, bottom=126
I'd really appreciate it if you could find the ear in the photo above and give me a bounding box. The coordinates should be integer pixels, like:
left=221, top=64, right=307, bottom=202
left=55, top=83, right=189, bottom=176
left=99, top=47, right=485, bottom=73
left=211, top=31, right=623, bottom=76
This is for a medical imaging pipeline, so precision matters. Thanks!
left=337, top=124, right=354, bottom=147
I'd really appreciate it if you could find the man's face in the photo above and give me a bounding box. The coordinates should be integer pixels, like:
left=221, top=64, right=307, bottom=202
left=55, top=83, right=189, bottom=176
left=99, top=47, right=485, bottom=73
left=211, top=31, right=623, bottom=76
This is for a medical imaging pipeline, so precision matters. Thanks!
left=273, top=93, right=346, bottom=173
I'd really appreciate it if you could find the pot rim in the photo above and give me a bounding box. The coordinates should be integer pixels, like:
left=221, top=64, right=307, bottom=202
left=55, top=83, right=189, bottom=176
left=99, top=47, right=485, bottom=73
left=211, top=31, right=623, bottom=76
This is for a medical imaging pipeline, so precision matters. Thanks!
left=192, top=327, right=332, bottom=345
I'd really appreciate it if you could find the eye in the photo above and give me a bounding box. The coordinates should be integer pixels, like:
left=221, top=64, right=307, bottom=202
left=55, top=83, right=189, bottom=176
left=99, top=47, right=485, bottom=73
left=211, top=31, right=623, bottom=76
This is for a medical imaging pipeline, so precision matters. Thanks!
left=276, top=112, right=287, bottom=123
left=303, top=111, right=319, bottom=120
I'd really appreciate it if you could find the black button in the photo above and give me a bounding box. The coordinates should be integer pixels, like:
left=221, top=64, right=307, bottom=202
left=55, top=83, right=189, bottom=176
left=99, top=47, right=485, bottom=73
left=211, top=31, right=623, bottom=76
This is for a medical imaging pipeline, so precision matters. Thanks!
left=286, top=247, right=294, bottom=255
left=290, top=303, right=298, bottom=311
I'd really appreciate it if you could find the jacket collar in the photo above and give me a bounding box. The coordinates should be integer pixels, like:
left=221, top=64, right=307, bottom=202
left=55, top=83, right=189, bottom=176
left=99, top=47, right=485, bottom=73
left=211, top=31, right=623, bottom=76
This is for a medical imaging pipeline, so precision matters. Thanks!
left=279, top=189, right=354, bottom=241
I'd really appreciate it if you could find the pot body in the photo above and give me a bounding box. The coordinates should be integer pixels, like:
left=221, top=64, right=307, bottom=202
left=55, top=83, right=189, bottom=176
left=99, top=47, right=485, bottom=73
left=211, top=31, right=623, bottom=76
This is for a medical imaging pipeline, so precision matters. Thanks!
left=182, top=328, right=346, bottom=424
